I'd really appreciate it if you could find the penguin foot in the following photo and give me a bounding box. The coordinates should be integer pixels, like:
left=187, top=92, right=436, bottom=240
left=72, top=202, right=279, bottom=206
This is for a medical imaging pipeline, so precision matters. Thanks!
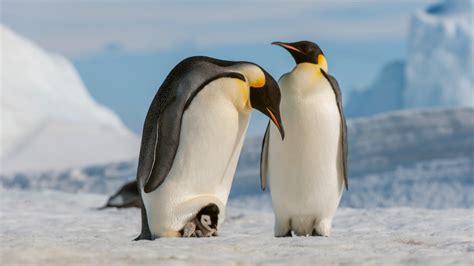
left=275, top=230, right=292, bottom=237
left=312, top=219, right=332, bottom=237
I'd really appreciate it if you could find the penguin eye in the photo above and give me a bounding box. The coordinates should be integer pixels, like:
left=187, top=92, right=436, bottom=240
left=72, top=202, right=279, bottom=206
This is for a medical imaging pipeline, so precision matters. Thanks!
left=201, top=215, right=211, bottom=225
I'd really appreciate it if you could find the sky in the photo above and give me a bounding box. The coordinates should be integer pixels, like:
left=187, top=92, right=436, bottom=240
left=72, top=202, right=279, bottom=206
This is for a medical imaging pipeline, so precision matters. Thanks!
left=1, top=0, right=437, bottom=134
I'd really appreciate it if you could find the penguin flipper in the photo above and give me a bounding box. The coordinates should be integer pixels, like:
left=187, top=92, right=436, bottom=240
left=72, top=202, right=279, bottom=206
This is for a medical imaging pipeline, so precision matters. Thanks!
left=100, top=180, right=141, bottom=209
left=139, top=60, right=247, bottom=193
left=321, top=70, right=349, bottom=190
left=260, top=121, right=270, bottom=191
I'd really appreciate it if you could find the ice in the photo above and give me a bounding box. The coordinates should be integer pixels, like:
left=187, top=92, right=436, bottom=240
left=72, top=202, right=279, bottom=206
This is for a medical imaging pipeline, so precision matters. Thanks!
left=346, top=0, right=473, bottom=118
left=0, top=25, right=139, bottom=173
left=0, top=189, right=472, bottom=264
left=404, top=0, right=473, bottom=108
left=346, top=61, right=405, bottom=117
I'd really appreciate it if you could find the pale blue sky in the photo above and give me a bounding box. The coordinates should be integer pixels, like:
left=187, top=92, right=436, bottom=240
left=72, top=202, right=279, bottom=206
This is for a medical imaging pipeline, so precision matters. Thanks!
left=1, top=0, right=436, bottom=134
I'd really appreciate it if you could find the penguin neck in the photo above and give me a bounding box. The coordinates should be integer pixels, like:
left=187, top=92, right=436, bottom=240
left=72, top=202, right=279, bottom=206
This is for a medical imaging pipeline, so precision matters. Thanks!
left=228, top=63, right=265, bottom=89
left=233, top=80, right=252, bottom=113
left=280, top=63, right=327, bottom=97
left=212, top=77, right=252, bottom=114
left=225, top=63, right=264, bottom=113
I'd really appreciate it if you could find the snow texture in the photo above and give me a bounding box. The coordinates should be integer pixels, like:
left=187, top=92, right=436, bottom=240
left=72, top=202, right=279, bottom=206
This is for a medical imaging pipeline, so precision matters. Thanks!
left=404, top=0, right=473, bottom=108
left=346, top=0, right=473, bottom=118
left=1, top=107, right=472, bottom=209
left=0, top=25, right=139, bottom=173
left=0, top=189, right=472, bottom=265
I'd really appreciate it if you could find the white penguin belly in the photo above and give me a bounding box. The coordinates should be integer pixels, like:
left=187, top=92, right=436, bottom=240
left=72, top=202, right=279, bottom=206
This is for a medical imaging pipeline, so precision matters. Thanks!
left=268, top=82, right=344, bottom=228
left=142, top=80, right=250, bottom=237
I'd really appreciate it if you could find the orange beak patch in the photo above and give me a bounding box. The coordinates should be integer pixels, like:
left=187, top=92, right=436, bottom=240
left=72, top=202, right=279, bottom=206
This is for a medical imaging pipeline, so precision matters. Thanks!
left=266, top=107, right=281, bottom=130
left=277, top=43, right=302, bottom=54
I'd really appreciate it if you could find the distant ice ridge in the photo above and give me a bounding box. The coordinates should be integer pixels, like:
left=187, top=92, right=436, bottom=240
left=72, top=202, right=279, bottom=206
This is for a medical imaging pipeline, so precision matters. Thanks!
left=2, top=108, right=472, bottom=209
left=0, top=25, right=139, bottom=173
left=346, top=0, right=473, bottom=117
left=345, top=61, right=405, bottom=117
left=404, top=0, right=473, bottom=108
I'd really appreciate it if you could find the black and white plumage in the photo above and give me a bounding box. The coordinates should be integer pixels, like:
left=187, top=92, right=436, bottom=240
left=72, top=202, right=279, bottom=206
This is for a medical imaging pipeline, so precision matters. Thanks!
left=261, top=41, right=348, bottom=237
left=133, top=56, right=283, bottom=240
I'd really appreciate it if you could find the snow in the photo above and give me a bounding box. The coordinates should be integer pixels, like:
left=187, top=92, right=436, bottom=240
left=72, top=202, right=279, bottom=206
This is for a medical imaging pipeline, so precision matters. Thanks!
left=1, top=8, right=472, bottom=262
left=0, top=25, right=139, bottom=173
left=404, top=0, right=473, bottom=108
left=346, top=0, right=473, bottom=118
left=1, top=121, right=139, bottom=173
left=1, top=189, right=472, bottom=265
left=1, top=107, right=472, bottom=209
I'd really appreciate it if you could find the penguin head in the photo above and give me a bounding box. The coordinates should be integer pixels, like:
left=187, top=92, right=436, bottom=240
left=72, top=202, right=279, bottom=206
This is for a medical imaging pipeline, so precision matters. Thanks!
left=197, top=203, right=220, bottom=229
left=249, top=68, right=285, bottom=140
left=272, top=41, right=327, bottom=72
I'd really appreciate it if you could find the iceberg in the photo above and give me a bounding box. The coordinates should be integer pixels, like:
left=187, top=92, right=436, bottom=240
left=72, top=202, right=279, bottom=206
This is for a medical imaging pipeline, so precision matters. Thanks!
left=0, top=25, right=139, bottom=173
left=346, top=0, right=473, bottom=118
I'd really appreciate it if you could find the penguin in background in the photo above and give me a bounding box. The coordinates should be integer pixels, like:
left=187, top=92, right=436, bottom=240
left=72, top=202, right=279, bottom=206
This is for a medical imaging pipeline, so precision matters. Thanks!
left=260, top=41, right=348, bottom=237
left=132, top=56, right=284, bottom=240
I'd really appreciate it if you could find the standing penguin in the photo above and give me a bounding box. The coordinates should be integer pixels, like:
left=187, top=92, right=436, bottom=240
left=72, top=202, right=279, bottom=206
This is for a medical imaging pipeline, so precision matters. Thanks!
left=261, top=41, right=348, bottom=237
left=135, top=56, right=284, bottom=240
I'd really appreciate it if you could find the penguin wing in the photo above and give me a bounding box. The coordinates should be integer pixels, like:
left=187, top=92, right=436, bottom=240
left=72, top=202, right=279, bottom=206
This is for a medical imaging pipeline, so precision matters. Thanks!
left=259, top=121, right=271, bottom=191
left=321, top=70, right=349, bottom=190
left=138, top=57, right=246, bottom=193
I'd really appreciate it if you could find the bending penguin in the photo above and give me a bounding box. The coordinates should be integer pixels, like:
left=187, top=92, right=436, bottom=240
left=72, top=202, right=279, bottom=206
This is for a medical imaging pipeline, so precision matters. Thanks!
left=135, top=56, right=284, bottom=240
left=260, top=41, right=348, bottom=237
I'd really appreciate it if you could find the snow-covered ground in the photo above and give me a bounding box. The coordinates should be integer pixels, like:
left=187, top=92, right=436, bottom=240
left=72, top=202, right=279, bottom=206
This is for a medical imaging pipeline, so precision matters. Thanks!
left=3, top=109, right=473, bottom=264
left=1, top=189, right=472, bottom=265
left=1, top=1, right=472, bottom=263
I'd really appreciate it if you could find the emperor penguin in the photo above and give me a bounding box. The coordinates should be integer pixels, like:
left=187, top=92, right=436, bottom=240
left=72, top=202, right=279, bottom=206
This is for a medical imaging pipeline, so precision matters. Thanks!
left=260, top=41, right=348, bottom=237
left=135, top=56, right=284, bottom=240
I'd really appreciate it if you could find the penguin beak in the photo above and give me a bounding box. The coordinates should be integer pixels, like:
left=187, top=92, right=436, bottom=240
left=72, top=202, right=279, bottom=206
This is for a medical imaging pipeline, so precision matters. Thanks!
left=265, top=107, right=285, bottom=140
left=272, top=41, right=316, bottom=65
left=272, top=41, right=302, bottom=54
left=250, top=94, right=285, bottom=140
left=249, top=70, right=285, bottom=140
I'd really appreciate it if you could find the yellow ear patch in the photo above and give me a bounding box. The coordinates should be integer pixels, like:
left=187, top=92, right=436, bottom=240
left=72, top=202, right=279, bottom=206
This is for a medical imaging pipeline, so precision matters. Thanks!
left=250, top=76, right=265, bottom=88
left=318, top=54, right=328, bottom=72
